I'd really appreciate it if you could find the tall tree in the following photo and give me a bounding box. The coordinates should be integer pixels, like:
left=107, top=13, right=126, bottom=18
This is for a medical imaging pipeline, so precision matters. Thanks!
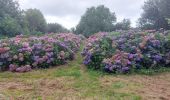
left=0, top=0, right=21, bottom=20
left=138, top=0, right=170, bottom=30
left=24, top=9, right=47, bottom=34
left=0, top=0, right=26, bottom=36
left=47, top=23, right=68, bottom=33
left=76, top=5, right=116, bottom=37
left=115, top=19, right=131, bottom=30
left=70, top=27, right=76, bottom=33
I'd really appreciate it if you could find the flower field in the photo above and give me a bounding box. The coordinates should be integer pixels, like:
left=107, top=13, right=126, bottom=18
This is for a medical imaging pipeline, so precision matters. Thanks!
left=0, top=33, right=81, bottom=72
left=82, top=31, right=170, bottom=74
left=1, top=31, right=170, bottom=74
left=0, top=31, right=170, bottom=99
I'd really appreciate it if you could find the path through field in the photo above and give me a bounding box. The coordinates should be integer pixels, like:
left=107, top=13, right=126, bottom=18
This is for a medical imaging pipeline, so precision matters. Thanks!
left=0, top=51, right=170, bottom=100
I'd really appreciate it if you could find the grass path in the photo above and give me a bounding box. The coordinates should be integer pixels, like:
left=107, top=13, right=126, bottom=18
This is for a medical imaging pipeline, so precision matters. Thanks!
left=0, top=50, right=170, bottom=100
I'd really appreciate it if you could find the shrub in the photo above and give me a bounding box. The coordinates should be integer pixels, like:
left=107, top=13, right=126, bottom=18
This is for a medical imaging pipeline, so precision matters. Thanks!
left=0, top=33, right=81, bottom=72
left=82, top=31, right=170, bottom=74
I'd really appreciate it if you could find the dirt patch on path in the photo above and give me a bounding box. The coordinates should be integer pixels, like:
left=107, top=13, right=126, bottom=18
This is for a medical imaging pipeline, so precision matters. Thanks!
left=100, top=73, right=170, bottom=100
left=130, top=74, right=170, bottom=100
left=0, top=80, right=33, bottom=91
left=0, top=77, right=79, bottom=100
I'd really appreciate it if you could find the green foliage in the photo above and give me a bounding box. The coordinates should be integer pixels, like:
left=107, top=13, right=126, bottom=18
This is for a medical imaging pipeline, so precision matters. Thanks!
left=88, top=52, right=105, bottom=70
left=24, top=9, right=47, bottom=34
left=0, top=0, right=48, bottom=37
left=0, top=0, right=21, bottom=19
left=0, top=0, right=27, bottom=37
left=0, top=16, right=21, bottom=36
left=115, top=19, right=131, bottom=30
left=138, top=0, right=170, bottom=30
left=47, top=23, right=68, bottom=33
left=70, top=27, right=76, bottom=33
left=109, top=32, right=121, bottom=37
left=137, top=18, right=154, bottom=30
left=167, top=33, right=170, bottom=40
left=167, top=18, right=170, bottom=26
left=0, top=34, right=8, bottom=39
left=87, top=37, right=115, bottom=70
left=76, top=5, right=116, bottom=37
left=99, top=37, right=116, bottom=57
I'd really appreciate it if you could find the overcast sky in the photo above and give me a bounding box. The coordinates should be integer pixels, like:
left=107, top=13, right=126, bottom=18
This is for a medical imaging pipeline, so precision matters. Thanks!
left=18, top=0, right=146, bottom=29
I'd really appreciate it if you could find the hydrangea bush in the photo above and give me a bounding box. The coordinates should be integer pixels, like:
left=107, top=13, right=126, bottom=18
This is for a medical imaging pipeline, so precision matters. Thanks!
left=82, top=31, right=170, bottom=74
left=0, top=33, right=81, bottom=72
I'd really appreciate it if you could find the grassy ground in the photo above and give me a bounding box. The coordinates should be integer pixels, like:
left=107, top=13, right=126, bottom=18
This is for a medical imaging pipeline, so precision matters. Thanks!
left=0, top=51, right=170, bottom=100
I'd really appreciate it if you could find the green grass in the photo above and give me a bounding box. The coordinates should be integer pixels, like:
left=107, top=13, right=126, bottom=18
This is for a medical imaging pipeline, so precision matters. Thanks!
left=112, top=81, right=126, bottom=89
left=54, top=69, right=81, bottom=77
left=134, top=67, right=170, bottom=75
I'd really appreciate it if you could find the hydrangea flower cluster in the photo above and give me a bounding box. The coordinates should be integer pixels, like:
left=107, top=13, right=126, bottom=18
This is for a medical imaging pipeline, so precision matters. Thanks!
left=82, top=31, right=170, bottom=74
left=0, top=33, right=81, bottom=72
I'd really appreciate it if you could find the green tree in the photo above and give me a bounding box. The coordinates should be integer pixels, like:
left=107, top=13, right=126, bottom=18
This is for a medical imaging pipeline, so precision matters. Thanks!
left=24, top=9, right=47, bottom=34
left=76, top=5, right=116, bottom=37
left=138, top=0, right=170, bottom=30
left=0, top=0, right=26, bottom=37
left=115, top=19, right=131, bottom=30
left=137, top=18, right=154, bottom=30
left=0, top=16, right=21, bottom=37
left=70, top=27, right=76, bottom=33
left=47, top=23, right=68, bottom=33
left=0, top=0, right=21, bottom=20
left=167, top=18, right=170, bottom=25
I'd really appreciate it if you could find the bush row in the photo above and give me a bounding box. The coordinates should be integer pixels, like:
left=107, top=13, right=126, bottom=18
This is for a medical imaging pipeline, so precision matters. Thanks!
left=0, top=33, right=81, bottom=72
left=82, top=31, right=170, bottom=73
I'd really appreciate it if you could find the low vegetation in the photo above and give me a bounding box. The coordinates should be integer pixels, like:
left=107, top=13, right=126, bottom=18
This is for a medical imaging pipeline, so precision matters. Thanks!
left=0, top=33, right=81, bottom=72
left=0, top=50, right=170, bottom=100
left=82, top=31, right=170, bottom=74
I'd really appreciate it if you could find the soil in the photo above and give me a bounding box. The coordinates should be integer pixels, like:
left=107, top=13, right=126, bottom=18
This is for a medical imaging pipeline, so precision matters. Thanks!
left=100, top=73, right=170, bottom=100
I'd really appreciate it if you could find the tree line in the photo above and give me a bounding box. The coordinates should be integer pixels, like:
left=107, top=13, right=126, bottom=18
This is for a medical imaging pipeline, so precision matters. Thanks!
left=138, top=0, right=170, bottom=30
left=76, top=0, right=170, bottom=37
left=0, top=0, right=170, bottom=37
left=0, top=0, right=68, bottom=37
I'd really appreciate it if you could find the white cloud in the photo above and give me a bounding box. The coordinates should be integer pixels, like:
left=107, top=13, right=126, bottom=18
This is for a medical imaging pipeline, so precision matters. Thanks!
left=18, top=0, right=145, bottom=29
